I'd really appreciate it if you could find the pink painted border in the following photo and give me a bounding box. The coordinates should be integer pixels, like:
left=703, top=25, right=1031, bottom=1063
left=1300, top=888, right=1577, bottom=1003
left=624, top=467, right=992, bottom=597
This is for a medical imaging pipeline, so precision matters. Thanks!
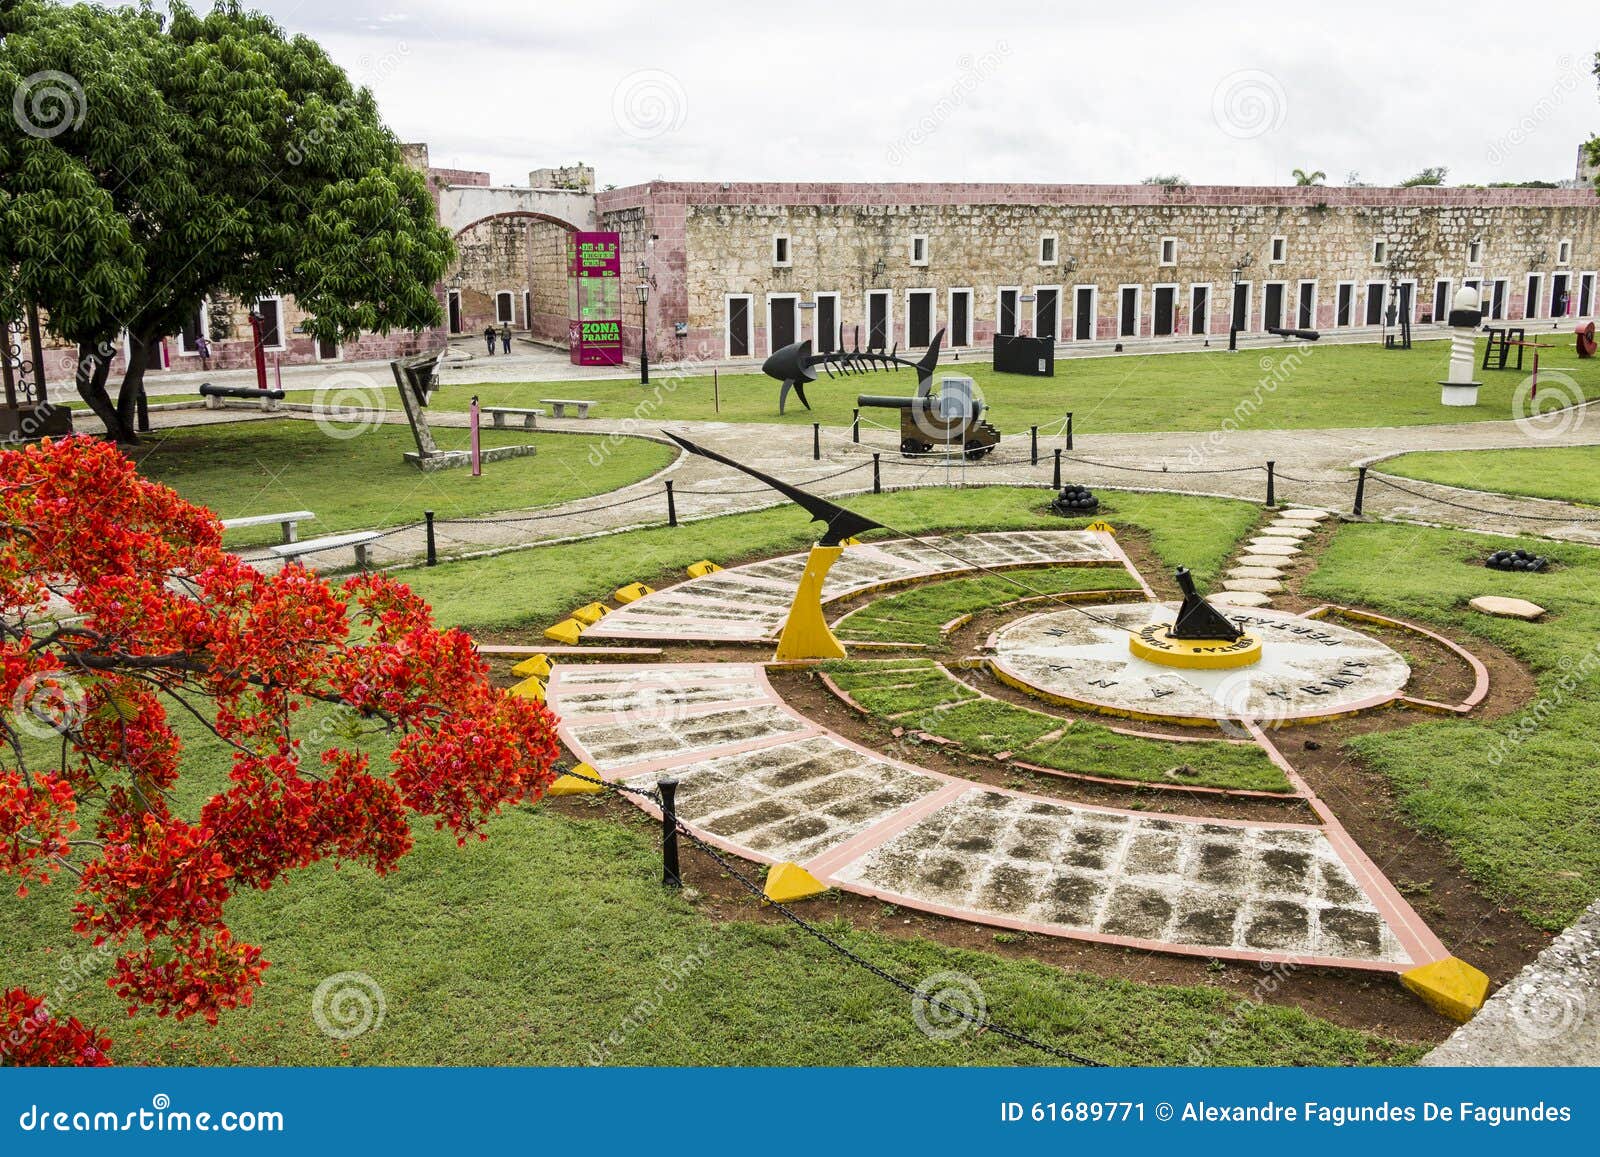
left=1300, top=604, right=1490, bottom=713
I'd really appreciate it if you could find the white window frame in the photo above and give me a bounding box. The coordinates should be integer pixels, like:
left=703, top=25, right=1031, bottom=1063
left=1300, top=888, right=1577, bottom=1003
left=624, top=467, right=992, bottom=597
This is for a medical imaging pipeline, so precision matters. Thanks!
left=1524, top=273, right=1543, bottom=320
left=446, top=288, right=463, bottom=334
left=1295, top=279, right=1318, bottom=329
left=765, top=293, right=800, bottom=356
left=1269, top=235, right=1287, bottom=264
left=996, top=285, right=1022, bottom=337
left=1188, top=283, right=1212, bottom=335
left=1371, top=239, right=1388, bottom=266
left=1431, top=278, right=1452, bottom=324
left=723, top=292, right=754, bottom=359
left=1039, top=234, right=1058, bottom=266
left=1150, top=281, right=1180, bottom=336
left=1116, top=283, right=1143, bottom=338
left=1393, top=278, right=1418, bottom=323
left=1230, top=281, right=1255, bottom=333
left=254, top=294, right=287, bottom=351
left=903, top=287, right=937, bottom=347
left=1579, top=272, right=1598, bottom=318
left=495, top=290, right=516, bottom=326
left=1557, top=239, right=1572, bottom=266
left=1159, top=237, right=1178, bottom=267
left=1489, top=278, right=1508, bottom=320
left=909, top=234, right=929, bottom=267
left=865, top=289, right=893, bottom=349
left=946, top=287, right=974, bottom=347
left=772, top=235, right=791, bottom=268
left=1333, top=281, right=1356, bottom=327
left=1260, top=279, right=1289, bottom=330
left=811, top=291, right=840, bottom=351
left=1031, top=284, right=1062, bottom=342
left=1070, top=284, right=1099, bottom=342
left=313, top=334, right=342, bottom=363
left=1467, top=240, right=1482, bottom=266
left=1363, top=280, right=1387, bottom=326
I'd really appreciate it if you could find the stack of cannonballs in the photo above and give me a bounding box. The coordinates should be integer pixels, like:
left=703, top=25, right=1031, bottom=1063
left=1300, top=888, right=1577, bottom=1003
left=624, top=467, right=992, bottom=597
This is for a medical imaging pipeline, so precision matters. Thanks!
left=1486, top=547, right=1548, bottom=573
left=1051, top=484, right=1099, bottom=515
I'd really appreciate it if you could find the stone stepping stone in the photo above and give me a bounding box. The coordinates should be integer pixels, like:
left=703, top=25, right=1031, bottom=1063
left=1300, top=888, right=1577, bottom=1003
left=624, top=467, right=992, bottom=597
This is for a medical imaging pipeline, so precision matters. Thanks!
left=1281, top=508, right=1330, bottom=520
left=1246, top=539, right=1301, bottom=556
left=1226, top=565, right=1284, bottom=581
left=1239, top=553, right=1295, bottom=568
left=1209, top=590, right=1272, bottom=608
left=1260, top=525, right=1313, bottom=539
left=1469, top=596, right=1546, bottom=621
left=1223, top=578, right=1284, bottom=594
left=1273, top=519, right=1321, bottom=532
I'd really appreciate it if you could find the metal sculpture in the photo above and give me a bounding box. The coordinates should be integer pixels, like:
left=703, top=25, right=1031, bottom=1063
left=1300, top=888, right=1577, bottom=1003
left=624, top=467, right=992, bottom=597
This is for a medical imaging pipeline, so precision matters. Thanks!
left=665, top=431, right=883, bottom=660
left=1169, top=567, right=1244, bottom=641
left=763, top=327, right=945, bottom=414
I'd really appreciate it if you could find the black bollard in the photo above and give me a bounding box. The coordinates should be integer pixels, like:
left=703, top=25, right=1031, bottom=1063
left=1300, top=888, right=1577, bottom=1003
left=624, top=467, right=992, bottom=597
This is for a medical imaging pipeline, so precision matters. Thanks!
left=1065, top=412, right=1074, bottom=450
left=659, top=777, right=682, bottom=887
left=1030, top=425, right=1039, bottom=465
left=665, top=479, right=677, bottom=528
left=873, top=452, right=881, bottom=494
left=424, top=510, right=437, bottom=567
left=813, top=422, right=821, bottom=461
left=852, top=409, right=860, bottom=444
left=1354, top=466, right=1367, bottom=516
left=1053, top=448, right=1062, bottom=489
left=1265, top=461, right=1276, bottom=508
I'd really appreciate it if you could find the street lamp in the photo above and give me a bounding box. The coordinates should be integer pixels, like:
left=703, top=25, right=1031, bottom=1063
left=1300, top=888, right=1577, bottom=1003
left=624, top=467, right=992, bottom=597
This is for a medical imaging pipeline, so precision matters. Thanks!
left=635, top=281, right=650, bottom=385
left=1229, top=266, right=1243, bottom=352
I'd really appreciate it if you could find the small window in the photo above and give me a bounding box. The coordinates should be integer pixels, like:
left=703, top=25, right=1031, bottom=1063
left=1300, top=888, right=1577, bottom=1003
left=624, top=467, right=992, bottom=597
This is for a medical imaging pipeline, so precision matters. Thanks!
left=1468, top=240, right=1482, bottom=265
left=1039, top=235, right=1057, bottom=265
left=1270, top=236, right=1286, bottom=264
left=772, top=235, right=791, bottom=267
left=1372, top=239, right=1388, bottom=265
left=1159, top=237, right=1177, bottom=266
left=495, top=291, right=515, bottom=325
left=1557, top=239, right=1571, bottom=266
left=910, top=235, right=928, bottom=266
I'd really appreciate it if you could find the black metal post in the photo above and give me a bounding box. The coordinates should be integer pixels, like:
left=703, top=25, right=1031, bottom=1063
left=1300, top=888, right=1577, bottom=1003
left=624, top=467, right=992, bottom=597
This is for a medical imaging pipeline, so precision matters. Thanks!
left=1354, top=466, right=1367, bottom=516
left=1052, top=448, right=1062, bottom=489
left=872, top=452, right=881, bottom=494
left=1265, top=460, right=1276, bottom=507
left=424, top=510, right=437, bottom=566
left=812, top=422, right=821, bottom=461
left=1065, top=412, right=1074, bottom=450
left=852, top=409, right=860, bottom=443
left=136, top=382, right=150, bottom=433
left=659, top=777, right=681, bottom=887
left=1229, top=324, right=1238, bottom=353
left=1030, top=425, right=1038, bottom=465
left=26, top=303, right=47, bottom=404
left=665, top=479, right=677, bottom=527
left=639, top=300, right=649, bottom=386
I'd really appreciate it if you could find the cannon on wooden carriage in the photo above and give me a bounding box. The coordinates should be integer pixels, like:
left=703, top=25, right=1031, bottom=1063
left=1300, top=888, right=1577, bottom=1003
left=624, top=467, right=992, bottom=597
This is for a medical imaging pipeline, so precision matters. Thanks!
left=857, top=374, right=1001, bottom=459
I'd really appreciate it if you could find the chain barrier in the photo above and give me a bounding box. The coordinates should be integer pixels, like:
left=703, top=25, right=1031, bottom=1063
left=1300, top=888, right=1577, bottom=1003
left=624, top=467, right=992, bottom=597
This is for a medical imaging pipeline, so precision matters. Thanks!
left=1365, top=472, right=1600, bottom=523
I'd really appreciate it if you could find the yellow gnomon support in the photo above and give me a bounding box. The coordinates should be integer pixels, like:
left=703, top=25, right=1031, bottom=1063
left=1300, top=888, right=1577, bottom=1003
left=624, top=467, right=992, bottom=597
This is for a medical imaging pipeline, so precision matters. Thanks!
left=571, top=602, right=610, bottom=626
left=544, top=618, right=585, bottom=645
left=1128, top=624, right=1263, bottom=669
left=773, top=544, right=847, bottom=662
left=511, top=653, right=551, bottom=679
left=613, top=582, right=653, bottom=604
left=548, top=762, right=604, bottom=797
left=510, top=675, right=546, bottom=702
left=1401, top=957, right=1490, bottom=1023
left=687, top=560, right=722, bottom=578
left=764, top=862, right=828, bottom=904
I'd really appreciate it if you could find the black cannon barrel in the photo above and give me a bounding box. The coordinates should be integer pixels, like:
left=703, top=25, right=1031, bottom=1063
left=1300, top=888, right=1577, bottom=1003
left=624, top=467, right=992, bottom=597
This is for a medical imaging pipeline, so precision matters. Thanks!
left=856, top=394, right=920, bottom=409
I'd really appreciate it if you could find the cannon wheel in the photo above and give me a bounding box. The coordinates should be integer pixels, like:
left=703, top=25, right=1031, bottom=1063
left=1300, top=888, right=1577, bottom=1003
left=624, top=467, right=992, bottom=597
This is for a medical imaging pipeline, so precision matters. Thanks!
left=963, top=441, right=994, bottom=460
left=901, top=438, right=932, bottom=457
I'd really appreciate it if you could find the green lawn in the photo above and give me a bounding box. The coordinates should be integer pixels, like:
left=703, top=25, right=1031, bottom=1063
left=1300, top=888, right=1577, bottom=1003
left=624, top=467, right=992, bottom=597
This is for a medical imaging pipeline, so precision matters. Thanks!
left=276, top=336, right=1598, bottom=436
left=0, top=708, right=1413, bottom=1066
left=1304, top=522, right=1600, bottom=929
left=1380, top=445, right=1600, bottom=508
left=401, top=487, right=1260, bottom=633
left=127, top=420, right=677, bottom=548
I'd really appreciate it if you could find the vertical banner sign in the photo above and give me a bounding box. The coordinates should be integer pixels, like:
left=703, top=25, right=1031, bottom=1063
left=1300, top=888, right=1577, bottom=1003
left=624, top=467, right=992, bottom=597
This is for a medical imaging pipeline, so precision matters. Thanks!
left=568, top=231, right=623, bottom=366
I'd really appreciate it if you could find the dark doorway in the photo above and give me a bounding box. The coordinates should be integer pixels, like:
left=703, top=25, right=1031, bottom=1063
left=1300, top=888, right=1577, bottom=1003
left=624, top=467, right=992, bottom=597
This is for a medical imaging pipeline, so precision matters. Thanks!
left=1396, top=282, right=1413, bottom=324
left=523, top=291, right=532, bottom=330
left=999, top=289, right=1018, bottom=336
left=1034, top=288, right=1059, bottom=341
left=1152, top=286, right=1175, bottom=336
left=727, top=297, right=750, bottom=358
left=316, top=335, right=340, bottom=361
left=1432, top=280, right=1450, bottom=324
left=950, top=291, right=971, bottom=347
left=1492, top=280, right=1507, bottom=319
left=1580, top=273, right=1595, bottom=318
left=1336, top=284, right=1353, bottom=326
left=447, top=291, right=462, bottom=334
left=1364, top=283, right=1385, bottom=326
left=769, top=296, right=797, bottom=351
left=1524, top=275, right=1542, bottom=319
left=1190, top=286, right=1208, bottom=335
left=1551, top=273, right=1570, bottom=318
left=257, top=299, right=283, bottom=349
left=868, top=292, right=889, bottom=349
left=816, top=296, right=837, bottom=353
left=1296, top=284, right=1314, bottom=329
left=1119, top=286, right=1138, bottom=337
left=1074, top=287, right=1095, bottom=340
left=1263, top=283, right=1285, bottom=330
left=1231, top=283, right=1249, bottom=332
left=907, top=291, right=933, bottom=347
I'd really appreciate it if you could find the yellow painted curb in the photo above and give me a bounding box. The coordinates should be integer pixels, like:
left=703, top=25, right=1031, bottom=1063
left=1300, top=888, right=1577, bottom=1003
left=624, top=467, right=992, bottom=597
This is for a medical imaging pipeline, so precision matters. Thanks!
left=571, top=602, right=610, bottom=626
left=613, top=582, right=654, bottom=604
left=548, top=763, right=604, bottom=797
left=544, top=618, right=585, bottom=645
left=764, top=862, right=828, bottom=904
left=1128, top=625, right=1263, bottom=670
left=511, top=653, right=551, bottom=679
left=510, top=676, right=546, bottom=702
left=1401, top=956, right=1490, bottom=1023
left=687, top=560, right=722, bottom=578
left=1086, top=521, right=1116, bottom=534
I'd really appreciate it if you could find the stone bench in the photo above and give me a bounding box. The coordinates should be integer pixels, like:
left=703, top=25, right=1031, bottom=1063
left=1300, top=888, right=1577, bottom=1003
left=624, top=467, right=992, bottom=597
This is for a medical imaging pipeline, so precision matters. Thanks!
left=220, top=510, right=315, bottom=544
left=483, top=406, right=545, bottom=430
left=270, top=530, right=382, bottom=569
left=538, top=398, right=597, bottom=419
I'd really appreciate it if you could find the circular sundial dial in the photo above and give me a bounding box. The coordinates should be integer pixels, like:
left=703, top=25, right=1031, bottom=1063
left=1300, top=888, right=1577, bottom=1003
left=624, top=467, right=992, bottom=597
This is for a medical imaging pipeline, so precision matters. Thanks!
left=989, top=603, right=1410, bottom=725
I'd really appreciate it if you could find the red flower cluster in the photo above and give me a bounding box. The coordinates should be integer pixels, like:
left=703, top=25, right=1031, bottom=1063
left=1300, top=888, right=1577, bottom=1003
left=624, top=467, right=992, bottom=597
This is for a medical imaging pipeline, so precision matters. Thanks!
left=1, top=437, right=561, bottom=1064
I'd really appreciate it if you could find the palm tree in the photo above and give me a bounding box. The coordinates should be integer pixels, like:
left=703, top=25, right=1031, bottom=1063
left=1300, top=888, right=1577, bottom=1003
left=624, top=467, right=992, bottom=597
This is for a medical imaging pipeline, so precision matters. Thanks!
left=1292, top=168, right=1326, bottom=186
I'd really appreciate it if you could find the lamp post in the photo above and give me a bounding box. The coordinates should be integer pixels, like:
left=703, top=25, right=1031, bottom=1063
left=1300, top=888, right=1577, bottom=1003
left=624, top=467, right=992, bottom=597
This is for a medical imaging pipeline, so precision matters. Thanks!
left=635, top=281, right=650, bottom=385
left=1229, top=266, right=1242, bottom=352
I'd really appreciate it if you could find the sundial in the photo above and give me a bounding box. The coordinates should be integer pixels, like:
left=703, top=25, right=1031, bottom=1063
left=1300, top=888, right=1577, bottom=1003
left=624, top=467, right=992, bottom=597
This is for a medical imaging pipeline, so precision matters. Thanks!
left=989, top=602, right=1410, bottom=725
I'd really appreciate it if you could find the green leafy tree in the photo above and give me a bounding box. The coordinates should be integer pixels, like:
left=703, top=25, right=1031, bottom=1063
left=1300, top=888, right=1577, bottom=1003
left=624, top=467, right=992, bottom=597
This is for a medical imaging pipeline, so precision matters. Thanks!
left=1140, top=173, right=1190, bottom=187
left=1585, top=51, right=1599, bottom=186
left=1, top=0, right=454, bottom=442
left=1398, top=166, right=1448, bottom=187
left=1291, top=168, right=1325, bottom=186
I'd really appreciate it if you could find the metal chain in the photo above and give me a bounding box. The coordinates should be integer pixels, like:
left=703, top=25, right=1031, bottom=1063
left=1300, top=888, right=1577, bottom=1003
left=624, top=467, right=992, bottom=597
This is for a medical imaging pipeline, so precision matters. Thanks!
left=1367, top=472, right=1600, bottom=523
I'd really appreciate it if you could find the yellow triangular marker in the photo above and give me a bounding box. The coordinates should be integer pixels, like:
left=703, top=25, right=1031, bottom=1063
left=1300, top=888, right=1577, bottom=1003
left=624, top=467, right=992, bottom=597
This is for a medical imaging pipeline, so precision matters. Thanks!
left=1400, top=956, right=1490, bottom=1023
left=763, top=862, right=828, bottom=904
left=687, top=560, right=722, bottom=578
left=548, top=763, right=604, bottom=797
left=613, top=582, right=653, bottom=604
left=841, top=536, right=861, bottom=546
left=1086, top=521, right=1115, bottom=534
left=511, top=654, right=551, bottom=679
left=510, top=676, right=546, bottom=702
left=571, top=602, right=610, bottom=625
left=544, top=618, right=584, bottom=645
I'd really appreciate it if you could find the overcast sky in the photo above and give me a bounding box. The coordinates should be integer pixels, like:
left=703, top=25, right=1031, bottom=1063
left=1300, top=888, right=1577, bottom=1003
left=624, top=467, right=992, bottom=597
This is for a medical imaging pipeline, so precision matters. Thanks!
left=255, top=0, right=1597, bottom=190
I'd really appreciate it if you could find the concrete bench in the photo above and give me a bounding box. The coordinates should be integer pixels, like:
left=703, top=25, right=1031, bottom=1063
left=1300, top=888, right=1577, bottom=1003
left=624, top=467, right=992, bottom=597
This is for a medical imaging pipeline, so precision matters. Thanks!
left=220, top=510, right=315, bottom=544
left=538, top=398, right=597, bottom=419
left=200, top=383, right=286, bottom=411
left=483, top=406, right=545, bottom=430
left=270, top=531, right=382, bottom=569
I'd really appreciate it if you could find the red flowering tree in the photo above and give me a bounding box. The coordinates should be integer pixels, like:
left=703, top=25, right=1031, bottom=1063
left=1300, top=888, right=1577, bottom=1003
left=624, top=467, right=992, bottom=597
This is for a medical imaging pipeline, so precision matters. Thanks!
left=0, top=437, right=560, bottom=1065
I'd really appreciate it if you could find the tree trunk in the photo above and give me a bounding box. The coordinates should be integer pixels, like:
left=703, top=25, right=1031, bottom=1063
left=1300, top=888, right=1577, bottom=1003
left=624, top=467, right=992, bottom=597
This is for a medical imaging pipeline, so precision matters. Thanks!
left=74, top=340, right=132, bottom=444
left=116, top=329, right=157, bottom=437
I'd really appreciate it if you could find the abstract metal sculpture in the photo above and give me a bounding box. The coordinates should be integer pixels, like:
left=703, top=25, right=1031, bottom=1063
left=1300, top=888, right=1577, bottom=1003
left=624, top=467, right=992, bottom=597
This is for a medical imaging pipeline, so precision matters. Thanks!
left=1169, top=567, right=1244, bottom=641
left=764, top=327, right=945, bottom=414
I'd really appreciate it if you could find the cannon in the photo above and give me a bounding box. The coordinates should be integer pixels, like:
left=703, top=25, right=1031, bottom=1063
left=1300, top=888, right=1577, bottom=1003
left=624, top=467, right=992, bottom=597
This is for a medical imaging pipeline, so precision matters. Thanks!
left=1265, top=325, right=1321, bottom=342
left=858, top=375, right=1000, bottom=459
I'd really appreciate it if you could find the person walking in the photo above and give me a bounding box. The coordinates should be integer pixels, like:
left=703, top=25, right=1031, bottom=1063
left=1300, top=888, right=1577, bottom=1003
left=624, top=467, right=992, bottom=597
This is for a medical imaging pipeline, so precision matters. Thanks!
left=500, top=324, right=513, bottom=354
left=483, top=324, right=496, bottom=356
left=195, top=334, right=211, bottom=371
